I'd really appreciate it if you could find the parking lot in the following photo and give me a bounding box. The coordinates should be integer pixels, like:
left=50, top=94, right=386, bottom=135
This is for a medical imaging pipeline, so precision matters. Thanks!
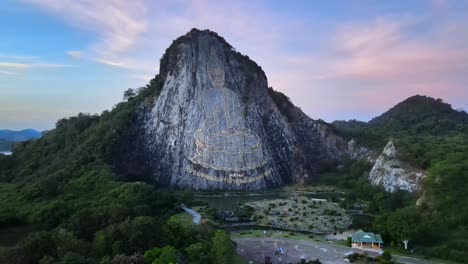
left=234, top=237, right=437, bottom=264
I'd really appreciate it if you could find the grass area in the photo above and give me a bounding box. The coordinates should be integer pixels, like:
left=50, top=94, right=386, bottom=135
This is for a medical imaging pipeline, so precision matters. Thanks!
left=330, top=240, right=349, bottom=247
left=168, top=212, right=194, bottom=226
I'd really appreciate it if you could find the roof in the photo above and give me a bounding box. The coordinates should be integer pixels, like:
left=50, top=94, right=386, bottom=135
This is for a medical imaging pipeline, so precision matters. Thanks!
left=351, top=230, right=383, bottom=243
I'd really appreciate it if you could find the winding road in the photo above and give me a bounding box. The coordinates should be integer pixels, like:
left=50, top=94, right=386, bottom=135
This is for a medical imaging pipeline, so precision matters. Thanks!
left=181, top=205, right=201, bottom=224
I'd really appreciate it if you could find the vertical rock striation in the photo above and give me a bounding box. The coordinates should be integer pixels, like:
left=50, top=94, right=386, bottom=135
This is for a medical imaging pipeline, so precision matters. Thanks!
left=119, top=29, right=349, bottom=190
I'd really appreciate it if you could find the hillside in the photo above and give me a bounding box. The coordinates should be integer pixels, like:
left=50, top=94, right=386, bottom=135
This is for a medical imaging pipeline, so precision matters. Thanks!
left=369, top=95, right=468, bottom=133
left=332, top=95, right=468, bottom=261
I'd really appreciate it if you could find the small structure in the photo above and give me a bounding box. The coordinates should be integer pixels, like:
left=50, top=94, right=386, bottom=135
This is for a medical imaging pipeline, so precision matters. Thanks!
left=351, top=230, right=383, bottom=251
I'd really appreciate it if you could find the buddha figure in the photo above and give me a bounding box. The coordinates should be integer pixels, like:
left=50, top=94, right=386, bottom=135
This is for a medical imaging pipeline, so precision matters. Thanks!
left=189, top=48, right=265, bottom=172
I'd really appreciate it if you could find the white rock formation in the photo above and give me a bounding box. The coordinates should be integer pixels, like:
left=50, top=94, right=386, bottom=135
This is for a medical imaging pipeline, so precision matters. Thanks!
left=369, top=140, right=426, bottom=192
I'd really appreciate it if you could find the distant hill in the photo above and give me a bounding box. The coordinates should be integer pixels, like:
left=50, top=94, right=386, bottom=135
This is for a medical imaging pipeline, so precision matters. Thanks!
left=332, top=95, right=468, bottom=149
left=369, top=95, right=468, bottom=133
left=0, top=129, right=42, bottom=142
left=0, top=129, right=41, bottom=151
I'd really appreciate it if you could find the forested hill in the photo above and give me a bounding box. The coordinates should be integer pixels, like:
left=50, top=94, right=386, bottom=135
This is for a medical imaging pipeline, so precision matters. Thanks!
left=332, top=95, right=468, bottom=261
left=333, top=95, right=468, bottom=148
left=369, top=95, right=468, bottom=133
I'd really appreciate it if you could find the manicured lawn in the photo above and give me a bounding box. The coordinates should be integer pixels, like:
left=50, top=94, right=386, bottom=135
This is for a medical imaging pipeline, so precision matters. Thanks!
left=169, top=212, right=194, bottom=226
left=330, top=239, right=349, bottom=247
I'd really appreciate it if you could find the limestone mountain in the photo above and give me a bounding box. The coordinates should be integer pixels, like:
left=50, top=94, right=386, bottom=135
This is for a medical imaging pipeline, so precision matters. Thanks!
left=118, top=29, right=349, bottom=190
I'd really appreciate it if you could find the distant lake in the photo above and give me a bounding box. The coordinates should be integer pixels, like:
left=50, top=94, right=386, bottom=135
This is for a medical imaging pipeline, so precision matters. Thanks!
left=0, top=151, right=12, bottom=155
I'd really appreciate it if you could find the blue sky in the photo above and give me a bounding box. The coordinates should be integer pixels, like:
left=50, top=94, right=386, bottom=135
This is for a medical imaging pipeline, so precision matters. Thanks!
left=1, top=0, right=467, bottom=131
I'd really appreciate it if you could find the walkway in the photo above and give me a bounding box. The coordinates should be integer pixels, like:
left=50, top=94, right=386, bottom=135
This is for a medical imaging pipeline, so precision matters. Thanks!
left=181, top=205, right=201, bottom=225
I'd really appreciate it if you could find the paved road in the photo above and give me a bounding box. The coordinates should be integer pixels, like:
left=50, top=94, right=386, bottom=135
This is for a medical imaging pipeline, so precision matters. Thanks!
left=234, top=237, right=439, bottom=264
left=181, top=206, right=201, bottom=224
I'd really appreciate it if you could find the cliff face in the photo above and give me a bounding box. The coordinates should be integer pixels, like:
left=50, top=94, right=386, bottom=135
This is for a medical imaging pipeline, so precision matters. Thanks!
left=369, top=140, right=426, bottom=192
left=118, top=29, right=349, bottom=190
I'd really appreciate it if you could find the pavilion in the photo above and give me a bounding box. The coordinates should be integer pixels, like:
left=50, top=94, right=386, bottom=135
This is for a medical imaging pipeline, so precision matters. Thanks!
left=351, top=230, right=384, bottom=251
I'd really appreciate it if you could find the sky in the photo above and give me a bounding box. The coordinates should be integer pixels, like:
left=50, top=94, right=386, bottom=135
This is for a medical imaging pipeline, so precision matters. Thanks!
left=1, top=0, right=467, bottom=131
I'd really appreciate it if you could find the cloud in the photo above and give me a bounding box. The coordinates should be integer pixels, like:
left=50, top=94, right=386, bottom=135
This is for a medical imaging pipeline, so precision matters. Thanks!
left=0, top=54, right=70, bottom=75
left=67, top=50, right=82, bottom=59
left=127, top=74, right=154, bottom=83
left=93, top=58, right=155, bottom=72
left=283, top=15, right=468, bottom=120
left=325, top=17, right=468, bottom=82
left=21, top=0, right=283, bottom=72
left=23, top=0, right=147, bottom=61
left=0, top=69, right=15, bottom=75
left=0, top=62, right=70, bottom=70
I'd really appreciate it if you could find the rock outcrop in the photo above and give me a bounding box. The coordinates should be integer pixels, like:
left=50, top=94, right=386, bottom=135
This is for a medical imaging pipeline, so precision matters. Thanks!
left=346, top=139, right=374, bottom=162
left=369, top=140, right=426, bottom=192
left=118, top=29, right=350, bottom=190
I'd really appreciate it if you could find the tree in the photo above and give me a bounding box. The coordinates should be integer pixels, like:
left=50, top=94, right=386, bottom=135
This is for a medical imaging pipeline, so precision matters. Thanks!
left=112, top=254, right=145, bottom=264
left=185, top=243, right=208, bottom=264
left=386, top=207, right=420, bottom=250
left=123, top=88, right=135, bottom=101
left=144, top=246, right=177, bottom=264
left=56, top=252, right=86, bottom=264
left=374, top=192, right=385, bottom=212
left=211, top=230, right=234, bottom=264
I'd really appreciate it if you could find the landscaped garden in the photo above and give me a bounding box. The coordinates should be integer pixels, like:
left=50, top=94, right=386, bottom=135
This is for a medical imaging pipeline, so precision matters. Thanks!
left=245, top=195, right=351, bottom=233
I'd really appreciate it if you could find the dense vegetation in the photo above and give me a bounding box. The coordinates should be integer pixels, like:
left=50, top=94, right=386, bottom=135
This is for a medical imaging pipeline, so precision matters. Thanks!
left=0, top=72, right=236, bottom=263
left=332, top=95, right=468, bottom=262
